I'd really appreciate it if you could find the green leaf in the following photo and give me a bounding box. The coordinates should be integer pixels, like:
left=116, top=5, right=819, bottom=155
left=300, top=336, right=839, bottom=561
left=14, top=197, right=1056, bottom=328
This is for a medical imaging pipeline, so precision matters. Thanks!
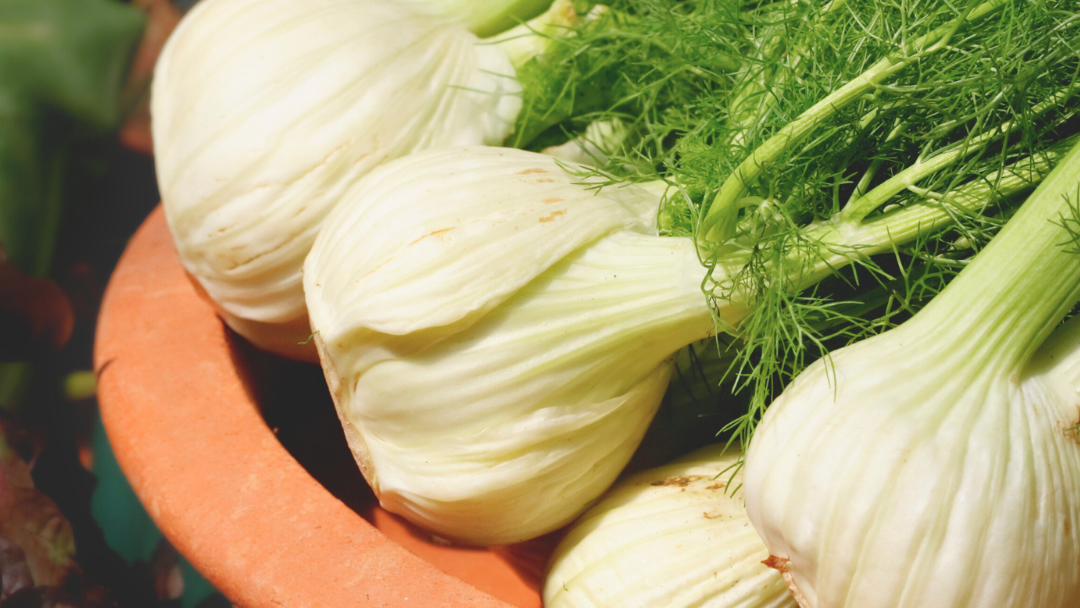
left=0, top=0, right=144, bottom=276
left=0, top=0, right=145, bottom=128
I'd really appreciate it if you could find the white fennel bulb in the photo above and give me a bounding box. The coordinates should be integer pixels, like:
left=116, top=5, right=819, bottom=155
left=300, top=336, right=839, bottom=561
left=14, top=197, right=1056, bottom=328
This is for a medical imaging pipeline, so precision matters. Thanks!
left=743, top=139, right=1080, bottom=608
left=152, top=0, right=522, bottom=360
left=303, top=146, right=724, bottom=544
left=544, top=443, right=797, bottom=608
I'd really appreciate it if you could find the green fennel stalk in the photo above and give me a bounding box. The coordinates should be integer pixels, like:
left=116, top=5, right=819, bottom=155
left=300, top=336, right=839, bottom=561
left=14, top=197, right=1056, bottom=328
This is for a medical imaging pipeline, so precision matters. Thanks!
left=711, top=0, right=1077, bottom=446
left=910, top=140, right=1080, bottom=369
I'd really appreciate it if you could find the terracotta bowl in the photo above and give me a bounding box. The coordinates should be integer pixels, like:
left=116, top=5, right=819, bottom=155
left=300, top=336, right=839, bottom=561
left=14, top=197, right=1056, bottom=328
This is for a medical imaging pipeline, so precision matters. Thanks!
left=94, top=206, right=552, bottom=608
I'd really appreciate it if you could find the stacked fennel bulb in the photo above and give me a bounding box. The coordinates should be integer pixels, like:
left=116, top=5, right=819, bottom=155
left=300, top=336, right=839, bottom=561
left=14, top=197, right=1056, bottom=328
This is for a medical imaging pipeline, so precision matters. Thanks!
left=152, top=0, right=523, bottom=360
left=303, top=146, right=724, bottom=544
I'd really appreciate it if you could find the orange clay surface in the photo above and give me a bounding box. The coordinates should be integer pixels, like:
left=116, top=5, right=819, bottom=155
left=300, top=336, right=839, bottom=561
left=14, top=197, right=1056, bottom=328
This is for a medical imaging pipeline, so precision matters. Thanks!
left=95, top=205, right=547, bottom=608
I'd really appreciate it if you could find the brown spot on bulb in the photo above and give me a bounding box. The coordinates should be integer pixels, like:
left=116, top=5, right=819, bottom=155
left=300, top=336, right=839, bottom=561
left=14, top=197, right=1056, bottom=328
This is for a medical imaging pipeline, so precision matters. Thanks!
left=650, top=475, right=706, bottom=487
left=539, top=211, right=567, bottom=223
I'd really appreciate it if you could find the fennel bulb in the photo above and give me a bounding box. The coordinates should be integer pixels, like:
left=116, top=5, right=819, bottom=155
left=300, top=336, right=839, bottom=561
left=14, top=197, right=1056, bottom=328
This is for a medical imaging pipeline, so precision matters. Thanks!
left=743, top=139, right=1080, bottom=607
left=544, top=444, right=796, bottom=608
left=152, top=0, right=522, bottom=360
left=303, top=146, right=721, bottom=544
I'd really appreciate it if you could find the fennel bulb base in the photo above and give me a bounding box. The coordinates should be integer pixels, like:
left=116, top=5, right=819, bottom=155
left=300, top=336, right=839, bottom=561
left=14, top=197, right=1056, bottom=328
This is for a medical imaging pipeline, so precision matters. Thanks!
left=184, top=268, right=318, bottom=363
left=218, top=310, right=318, bottom=364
